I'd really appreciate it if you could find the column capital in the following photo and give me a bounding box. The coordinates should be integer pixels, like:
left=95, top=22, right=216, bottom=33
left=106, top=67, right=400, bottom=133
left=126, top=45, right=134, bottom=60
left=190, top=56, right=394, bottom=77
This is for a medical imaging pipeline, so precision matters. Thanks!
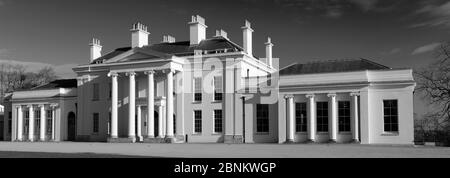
left=305, top=94, right=315, bottom=98
left=350, top=92, right=360, bottom=96
left=27, top=104, right=34, bottom=109
left=327, top=93, right=337, bottom=98
left=15, top=105, right=22, bottom=109
left=125, top=71, right=137, bottom=76
left=284, top=94, right=294, bottom=99
left=144, top=70, right=155, bottom=75
left=107, top=72, right=119, bottom=77
left=38, top=104, right=46, bottom=108
left=50, top=104, right=59, bottom=108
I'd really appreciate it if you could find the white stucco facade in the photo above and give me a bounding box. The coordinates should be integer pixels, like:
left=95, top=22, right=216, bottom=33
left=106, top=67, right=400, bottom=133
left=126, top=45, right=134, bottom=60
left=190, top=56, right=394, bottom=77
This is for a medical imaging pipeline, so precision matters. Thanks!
left=3, top=84, right=77, bottom=142
left=3, top=15, right=416, bottom=145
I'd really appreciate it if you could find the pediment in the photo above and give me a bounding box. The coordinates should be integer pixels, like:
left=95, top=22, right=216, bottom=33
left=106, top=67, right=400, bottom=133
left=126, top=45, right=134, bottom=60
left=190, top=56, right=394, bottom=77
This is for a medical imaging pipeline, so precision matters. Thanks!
left=119, top=52, right=160, bottom=62
left=106, top=48, right=173, bottom=63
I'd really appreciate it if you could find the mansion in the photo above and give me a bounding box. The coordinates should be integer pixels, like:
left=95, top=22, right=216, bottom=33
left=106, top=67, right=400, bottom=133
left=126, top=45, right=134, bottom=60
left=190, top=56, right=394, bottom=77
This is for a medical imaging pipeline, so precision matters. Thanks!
left=1, top=15, right=415, bottom=144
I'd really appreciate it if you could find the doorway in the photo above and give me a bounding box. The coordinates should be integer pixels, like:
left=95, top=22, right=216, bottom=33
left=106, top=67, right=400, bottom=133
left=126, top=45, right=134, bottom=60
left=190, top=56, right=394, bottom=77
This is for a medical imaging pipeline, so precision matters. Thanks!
left=67, top=112, right=76, bottom=141
left=0, top=121, right=4, bottom=140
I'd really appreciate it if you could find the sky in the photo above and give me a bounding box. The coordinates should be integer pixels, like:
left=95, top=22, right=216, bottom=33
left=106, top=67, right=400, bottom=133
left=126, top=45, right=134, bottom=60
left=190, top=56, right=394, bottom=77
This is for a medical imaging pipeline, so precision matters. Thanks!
left=0, top=0, right=449, bottom=117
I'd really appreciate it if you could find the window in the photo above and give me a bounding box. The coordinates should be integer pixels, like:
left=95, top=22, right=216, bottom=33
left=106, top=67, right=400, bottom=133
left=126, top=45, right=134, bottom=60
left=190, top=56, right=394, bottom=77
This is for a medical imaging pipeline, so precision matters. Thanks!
left=194, top=110, right=202, bottom=133
left=214, top=76, right=223, bottom=101
left=316, top=102, right=328, bottom=132
left=35, top=110, right=40, bottom=119
left=245, top=69, right=250, bottom=93
left=173, top=114, right=176, bottom=134
left=8, top=112, right=12, bottom=134
left=295, top=103, right=307, bottom=132
left=194, top=78, right=202, bottom=102
left=109, top=82, right=112, bottom=99
left=24, top=119, right=29, bottom=134
left=8, top=119, right=12, bottom=134
left=257, top=104, right=269, bottom=133
left=25, top=110, right=29, bottom=119
left=136, top=80, right=139, bottom=98
left=46, top=118, right=52, bottom=135
left=214, top=110, right=223, bottom=133
left=46, top=110, right=52, bottom=118
left=93, top=83, right=99, bottom=101
left=35, top=119, right=40, bottom=134
left=93, top=113, right=99, bottom=133
left=383, top=100, right=399, bottom=132
left=338, top=101, right=351, bottom=132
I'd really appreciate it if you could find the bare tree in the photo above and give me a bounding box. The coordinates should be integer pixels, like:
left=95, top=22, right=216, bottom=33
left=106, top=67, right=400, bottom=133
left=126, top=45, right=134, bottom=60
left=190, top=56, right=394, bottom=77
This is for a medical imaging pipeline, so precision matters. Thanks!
left=0, top=62, right=58, bottom=103
left=415, top=42, right=450, bottom=132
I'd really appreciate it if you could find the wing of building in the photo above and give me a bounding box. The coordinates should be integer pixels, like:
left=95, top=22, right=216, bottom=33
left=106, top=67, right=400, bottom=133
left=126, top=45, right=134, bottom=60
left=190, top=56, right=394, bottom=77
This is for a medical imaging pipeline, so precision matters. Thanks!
left=2, top=15, right=416, bottom=145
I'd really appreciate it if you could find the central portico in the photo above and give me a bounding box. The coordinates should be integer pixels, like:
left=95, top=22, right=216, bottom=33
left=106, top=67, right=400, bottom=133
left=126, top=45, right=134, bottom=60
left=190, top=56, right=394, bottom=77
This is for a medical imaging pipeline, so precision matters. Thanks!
left=107, top=65, right=182, bottom=143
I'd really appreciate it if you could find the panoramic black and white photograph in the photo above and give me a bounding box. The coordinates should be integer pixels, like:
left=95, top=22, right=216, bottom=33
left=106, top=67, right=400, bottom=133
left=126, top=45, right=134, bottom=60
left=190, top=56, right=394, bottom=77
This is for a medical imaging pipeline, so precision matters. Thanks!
left=0, top=0, right=449, bottom=175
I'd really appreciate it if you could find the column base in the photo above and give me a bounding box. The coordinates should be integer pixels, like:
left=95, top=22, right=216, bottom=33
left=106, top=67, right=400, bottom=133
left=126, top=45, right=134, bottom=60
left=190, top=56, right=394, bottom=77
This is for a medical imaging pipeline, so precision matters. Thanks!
left=328, top=139, right=337, bottom=143
left=136, top=136, right=143, bottom=142
left=284, top=139, right=295, bottom=144
left=175, top=135, right=186, bottom=143
left=164, top=136, right=175, bottom=143
left=351, top=139, right=360, bottom=143
left=107, top=137, right=136, bottom=143
left=224, top=135, right=243, bottom=143
left=306, top=139, right=316, bottom=143
left=143, top=137, right=165, bottom=143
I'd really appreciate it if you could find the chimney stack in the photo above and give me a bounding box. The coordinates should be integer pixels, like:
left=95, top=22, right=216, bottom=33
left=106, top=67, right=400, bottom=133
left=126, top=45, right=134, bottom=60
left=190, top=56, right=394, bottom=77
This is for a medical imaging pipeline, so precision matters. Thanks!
left=89, top=38, right=102, bottom=62
left=265, top=37, right=274, bottom=67
left=188, top=15, right=207, bottom=45
left=131, top=22, right=150, bottom=48
left=214, top=29, right=228, bottom=39
left=241, top=20, right=254, bottom=57
left=163, top=35, right=176, bottom=43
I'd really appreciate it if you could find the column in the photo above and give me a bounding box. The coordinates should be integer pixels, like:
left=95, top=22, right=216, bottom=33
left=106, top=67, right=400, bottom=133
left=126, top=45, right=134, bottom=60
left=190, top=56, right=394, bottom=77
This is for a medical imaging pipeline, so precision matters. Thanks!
left=145, top=70, right=155, bottom=138
left=328, top=93, right=337, bottom=142
left=17, top=106, right=23, bottom=141
left=127, top=72, right=136, bottom=141
left=351, top=92, right=360, bottom=142
left=306, top=94, right=316, bottom=142
left=40, top=105, right=46, bottom=141
left=28, top=105, right=35, bottom=141
left=157, top=104, right=164, bottom=138
left=51, top=106, right=56, bottom=141
left=136, top=105, right=142, bottom=141
left=166, top=69, right=174, bottom=138
left=109, top=72, right=119, bottom=139
left=285, top=95, right=295, bottom=143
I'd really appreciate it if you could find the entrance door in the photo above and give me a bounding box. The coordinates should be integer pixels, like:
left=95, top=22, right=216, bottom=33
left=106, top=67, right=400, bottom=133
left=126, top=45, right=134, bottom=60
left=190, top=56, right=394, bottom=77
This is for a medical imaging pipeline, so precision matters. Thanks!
left=154, top=111, right=159, bottom=137
left=0, top=121, right=4, bottom=140
left=67, top=112, right=76, bottom=141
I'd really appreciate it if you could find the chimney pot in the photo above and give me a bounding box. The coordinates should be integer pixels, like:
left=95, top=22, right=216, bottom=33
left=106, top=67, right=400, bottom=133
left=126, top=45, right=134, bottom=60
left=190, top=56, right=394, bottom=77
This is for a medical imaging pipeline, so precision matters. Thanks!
left=188, top=15, right=207, bottom=45
left=265, top=37, right=274, bottom=67
left=89, top=38, right=102, bottom=62
left=131, top=22, right=150, bottom=48
left=163, top=35, right=176, bottom=43
left=214, top=29, right=228, bottom=39
left=241, top=20, right=254, bottom=57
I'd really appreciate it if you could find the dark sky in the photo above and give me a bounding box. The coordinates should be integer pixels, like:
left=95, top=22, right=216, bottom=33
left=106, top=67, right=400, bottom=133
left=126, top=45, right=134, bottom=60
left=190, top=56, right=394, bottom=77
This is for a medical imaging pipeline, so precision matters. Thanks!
left=1, top=0, right=449, bottom=116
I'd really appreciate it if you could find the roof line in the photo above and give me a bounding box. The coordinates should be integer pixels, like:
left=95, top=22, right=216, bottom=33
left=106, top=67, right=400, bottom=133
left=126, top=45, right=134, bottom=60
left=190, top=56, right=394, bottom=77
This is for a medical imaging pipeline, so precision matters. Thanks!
left=279, top=62, right=298, bottom=71
left=359, top=58, right=391, bottom=69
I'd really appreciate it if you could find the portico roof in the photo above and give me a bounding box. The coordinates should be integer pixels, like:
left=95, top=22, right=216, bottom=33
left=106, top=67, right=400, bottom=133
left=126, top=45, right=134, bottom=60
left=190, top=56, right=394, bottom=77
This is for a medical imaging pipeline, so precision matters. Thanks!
left=91, top=36, right=244, bottom=64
